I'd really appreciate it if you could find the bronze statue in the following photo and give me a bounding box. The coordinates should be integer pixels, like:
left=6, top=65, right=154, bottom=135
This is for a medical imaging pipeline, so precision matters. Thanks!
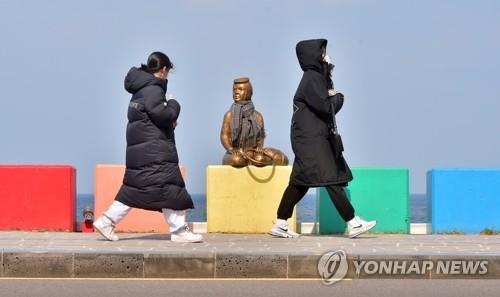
left=221, top=77, right=289, bottom=167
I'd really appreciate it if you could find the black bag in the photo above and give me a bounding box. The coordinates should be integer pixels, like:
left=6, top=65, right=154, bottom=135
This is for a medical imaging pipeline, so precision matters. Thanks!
left=328, top=102, right=344, bottom=157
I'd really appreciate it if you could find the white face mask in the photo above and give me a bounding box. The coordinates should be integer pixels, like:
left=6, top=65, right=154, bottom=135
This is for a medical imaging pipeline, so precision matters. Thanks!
left=323, top=54, right=331, bottom=64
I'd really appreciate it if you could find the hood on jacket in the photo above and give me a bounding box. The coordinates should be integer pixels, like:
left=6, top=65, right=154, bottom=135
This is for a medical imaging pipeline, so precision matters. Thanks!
left=296, top=39, right=327, bottom=72
left=124, top=67, right=167, bottom=94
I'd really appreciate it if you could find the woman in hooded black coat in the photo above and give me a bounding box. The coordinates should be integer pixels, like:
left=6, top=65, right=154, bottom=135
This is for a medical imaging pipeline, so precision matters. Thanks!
left=93, top=52, right=202, bottom=243
left=269, top=39, right=376, bottom=239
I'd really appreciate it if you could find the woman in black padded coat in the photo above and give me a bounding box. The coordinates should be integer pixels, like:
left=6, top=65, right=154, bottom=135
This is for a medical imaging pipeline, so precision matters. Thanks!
left=269, top=39, right=376, bottom=239
left=94, top=52, right=202, bottom=243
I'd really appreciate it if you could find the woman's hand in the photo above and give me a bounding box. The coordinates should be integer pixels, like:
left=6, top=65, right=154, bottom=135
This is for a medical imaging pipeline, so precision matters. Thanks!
left=329, top=92, right=345, bottom=114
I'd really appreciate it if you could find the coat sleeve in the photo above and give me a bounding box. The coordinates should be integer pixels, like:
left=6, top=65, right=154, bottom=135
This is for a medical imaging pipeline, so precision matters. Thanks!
left=329, top=93, right=344, bottom=114
left=144, top=87, right=180, bottom=130
left=302, top=74, right=332, bottom=121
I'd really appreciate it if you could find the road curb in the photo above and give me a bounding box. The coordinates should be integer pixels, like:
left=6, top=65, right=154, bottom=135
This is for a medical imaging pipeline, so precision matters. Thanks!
left=1, top=251, right=499, bottom=279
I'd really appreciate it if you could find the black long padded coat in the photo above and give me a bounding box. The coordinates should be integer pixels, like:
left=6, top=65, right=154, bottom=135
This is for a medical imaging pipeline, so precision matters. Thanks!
left=115, top=67, right=194, bottom=211
left=289, top=39, right=353, bottom=187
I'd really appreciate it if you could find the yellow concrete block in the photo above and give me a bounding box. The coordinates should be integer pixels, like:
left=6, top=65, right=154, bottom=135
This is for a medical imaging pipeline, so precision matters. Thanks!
left=207, top=165, right=296, bottom=233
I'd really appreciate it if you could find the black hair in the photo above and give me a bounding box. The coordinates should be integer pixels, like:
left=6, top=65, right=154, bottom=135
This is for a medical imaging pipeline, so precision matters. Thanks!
left=140, top=51, right=174, bottom=73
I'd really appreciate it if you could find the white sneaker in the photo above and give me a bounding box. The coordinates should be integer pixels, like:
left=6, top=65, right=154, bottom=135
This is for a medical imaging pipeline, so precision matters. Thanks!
left=347, top=216, right=376, bottom=238
left=171, top=226, right=203, bottom=243
left=269, top=220, right=300, bottom=238
left=93, top=216, right=119, bottom=241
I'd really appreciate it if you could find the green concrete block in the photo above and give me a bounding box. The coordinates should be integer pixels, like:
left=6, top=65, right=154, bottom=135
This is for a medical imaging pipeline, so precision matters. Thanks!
left=317, top=167, right=409, bottom=234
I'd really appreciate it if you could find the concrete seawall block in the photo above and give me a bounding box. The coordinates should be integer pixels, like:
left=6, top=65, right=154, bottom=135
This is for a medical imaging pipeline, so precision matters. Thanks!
left=207, top=166, right=296, bottom=233
left=95, top=164, right=186, bottom=233
left=0, top=165, right=76, bottom=231
left=318, top=167, right=410, bottom=234
left=430, top=168, right=500, bottom=233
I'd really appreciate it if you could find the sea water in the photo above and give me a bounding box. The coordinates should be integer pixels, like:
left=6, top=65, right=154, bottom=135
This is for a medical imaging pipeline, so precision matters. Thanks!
left=76, top=193, right=429, bottom=224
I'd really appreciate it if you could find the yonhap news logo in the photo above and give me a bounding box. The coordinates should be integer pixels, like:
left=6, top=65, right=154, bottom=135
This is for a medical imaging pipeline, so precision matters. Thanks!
left=317, top=250, right=349, bottom=285
left=318, top=250, right=489, bottom=285
left=352, top=259, right=488, bottom=276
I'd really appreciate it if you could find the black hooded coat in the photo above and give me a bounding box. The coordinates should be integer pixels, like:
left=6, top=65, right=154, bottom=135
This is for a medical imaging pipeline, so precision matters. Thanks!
left=114, top=67, right=194, bottom=211
left=289, top=39, right=353, bottom=187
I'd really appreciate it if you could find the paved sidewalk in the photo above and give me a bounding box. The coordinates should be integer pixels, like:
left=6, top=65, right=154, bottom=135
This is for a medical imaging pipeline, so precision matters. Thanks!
left=1, top=232, right=500, bottom=255
left=1, top=232, right=499, bottom=279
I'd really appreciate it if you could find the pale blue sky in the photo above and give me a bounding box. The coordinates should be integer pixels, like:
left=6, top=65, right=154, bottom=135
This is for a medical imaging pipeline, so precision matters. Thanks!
left=0, top=0, right=499, bottom=194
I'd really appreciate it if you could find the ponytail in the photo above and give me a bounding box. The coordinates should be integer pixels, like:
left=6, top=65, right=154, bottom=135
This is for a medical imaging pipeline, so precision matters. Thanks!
left=140, top=51, right=174, bottom=73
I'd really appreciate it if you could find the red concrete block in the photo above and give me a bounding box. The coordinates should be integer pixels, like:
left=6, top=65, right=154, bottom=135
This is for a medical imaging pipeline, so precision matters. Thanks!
left=94, top=164, right=186, bottom=233
left=0, top=165, right=76, bottom=231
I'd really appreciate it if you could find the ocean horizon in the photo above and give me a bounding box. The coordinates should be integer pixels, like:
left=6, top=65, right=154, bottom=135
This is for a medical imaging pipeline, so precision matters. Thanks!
left=76, top=193, right=429, bottom=225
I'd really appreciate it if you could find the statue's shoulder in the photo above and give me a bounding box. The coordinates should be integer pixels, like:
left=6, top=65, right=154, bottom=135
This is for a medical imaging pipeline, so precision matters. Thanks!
left=254, top=110, right=264, bottom=125
left=223, top=110, right=232, bottom=119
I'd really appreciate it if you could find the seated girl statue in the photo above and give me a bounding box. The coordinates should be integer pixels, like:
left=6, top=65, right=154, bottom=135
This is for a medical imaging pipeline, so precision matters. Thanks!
left=220, top=77, right=289, bottom=167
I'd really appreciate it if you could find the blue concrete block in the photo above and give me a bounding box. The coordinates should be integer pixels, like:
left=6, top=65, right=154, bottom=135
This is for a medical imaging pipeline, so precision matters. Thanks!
left=429, top=168, right=500, bottom=233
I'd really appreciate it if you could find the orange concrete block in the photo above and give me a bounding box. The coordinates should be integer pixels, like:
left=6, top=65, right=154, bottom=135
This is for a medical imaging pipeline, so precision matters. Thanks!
left=94, top=164, right=186, bottom=233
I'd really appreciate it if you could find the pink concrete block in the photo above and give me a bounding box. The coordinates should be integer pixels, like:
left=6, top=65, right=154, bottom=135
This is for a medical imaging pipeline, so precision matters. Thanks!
left=94, top=164, right=186, bottom=233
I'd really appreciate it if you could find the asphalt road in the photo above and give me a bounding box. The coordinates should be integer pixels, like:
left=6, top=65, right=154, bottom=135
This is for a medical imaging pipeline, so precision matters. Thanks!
left=1, top=279, right=500, bottom=297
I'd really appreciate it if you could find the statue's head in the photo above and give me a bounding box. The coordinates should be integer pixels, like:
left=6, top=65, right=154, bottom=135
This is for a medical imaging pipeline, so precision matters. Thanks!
left=233, top=77, right=253, bottom=102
